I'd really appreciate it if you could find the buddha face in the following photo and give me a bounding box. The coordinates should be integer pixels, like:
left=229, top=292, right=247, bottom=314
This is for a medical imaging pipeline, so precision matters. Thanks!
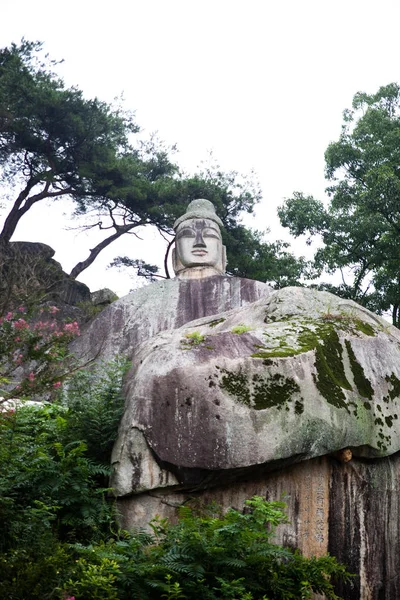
left=175, top=218, right=223, bottom=270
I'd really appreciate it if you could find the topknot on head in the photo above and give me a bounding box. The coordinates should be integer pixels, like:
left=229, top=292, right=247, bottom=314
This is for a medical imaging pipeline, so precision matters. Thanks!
left=173, top=199, right=224, bottom=230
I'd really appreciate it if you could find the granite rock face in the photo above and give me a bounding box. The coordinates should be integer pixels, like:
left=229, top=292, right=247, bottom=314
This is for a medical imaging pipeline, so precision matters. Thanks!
left=112, top=286, right=400, bottom=496
left=73, top=277, right=400, bottom=598
left=0, top=241, right=91, bottom=312
left=117, top=453, right=400, bottom=600
left=70, top=275, right=272, bottom=363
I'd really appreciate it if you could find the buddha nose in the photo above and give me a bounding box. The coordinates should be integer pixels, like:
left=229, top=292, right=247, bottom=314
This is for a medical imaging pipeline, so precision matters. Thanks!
left=193, top=230, right=206, bottom=247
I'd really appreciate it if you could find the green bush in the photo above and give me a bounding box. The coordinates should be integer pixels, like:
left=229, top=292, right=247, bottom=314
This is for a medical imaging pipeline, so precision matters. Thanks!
left=0, top=360, right=128, bottom=597
left=61, top=358, right=130, bottom=465
left=64, top=497, right=351, bottom=600
left=0, top=359, right=351, bottom=599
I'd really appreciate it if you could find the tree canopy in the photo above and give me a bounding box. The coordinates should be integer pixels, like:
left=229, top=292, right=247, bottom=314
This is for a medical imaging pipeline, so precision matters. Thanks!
left=0, top=39, right=307, bottom=289
left=278, top=83, right=400, bottom=326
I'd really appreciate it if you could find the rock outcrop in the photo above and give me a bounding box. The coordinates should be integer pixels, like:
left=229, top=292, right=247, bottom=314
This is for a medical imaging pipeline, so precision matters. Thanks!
left=72, top=273, right=400, bottom=599
left=112, top=285, right=400, bottom=490
left=71, top=275, right=272, bottom=362
left=0, top=241, right=91, bottom=319
left=101, top=283, right=400, bottom=600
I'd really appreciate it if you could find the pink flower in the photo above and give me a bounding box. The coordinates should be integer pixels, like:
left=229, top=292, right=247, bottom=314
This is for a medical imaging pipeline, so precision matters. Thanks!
left=50, top=306, right=60, bottom=314
left=13, top=318, right=29, bottom=330
left=53, top=381, right=62, bottom=389
left=14, top=337, right=21, bottom=342
left=18, top=306, right=25, bottom=312
left=5, top=312, right=13, bottom=321
left=28, top=372, right=35, bottom=382
left=63, top=321, right=80, bottom=336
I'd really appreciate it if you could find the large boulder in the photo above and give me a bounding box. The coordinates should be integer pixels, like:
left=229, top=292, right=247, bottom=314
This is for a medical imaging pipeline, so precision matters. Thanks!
left=112, top=286, right=400, bottom=494
left=0, top=241, right=91, bottom=316
left=74, top=279, right=400, bottom=598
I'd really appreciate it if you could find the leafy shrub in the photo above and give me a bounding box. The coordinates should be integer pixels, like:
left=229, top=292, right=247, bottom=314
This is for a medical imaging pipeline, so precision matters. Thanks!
left=182, top=331, right=205, bottom=346
left=61, top=358, right=130, bottom=465
left=0, top=359, right=128, bottom=597
left=231, top=323, right=252, bottom=334
left=65, top=497, right=351, bottom=600
left=0, top=358, right=351, bottom=599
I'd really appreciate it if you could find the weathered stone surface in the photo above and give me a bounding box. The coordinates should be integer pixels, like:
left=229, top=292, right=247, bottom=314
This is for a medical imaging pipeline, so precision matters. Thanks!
left=10, top=241, right=56, bottom=259
left=118, top=453, right=400, bottom=599
left=112, top=286, right=400, bottom=496
left=0, top=241, right=90, bottom=322
left=73, top=274, right=400, bottom=599
left=91, top=288, right=118, bottom=306
left=71, top=275, right=272, bottom=363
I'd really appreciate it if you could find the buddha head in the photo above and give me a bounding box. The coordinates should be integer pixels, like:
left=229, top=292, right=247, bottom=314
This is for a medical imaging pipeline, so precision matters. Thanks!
left=172, top=199, right=227, bottom=277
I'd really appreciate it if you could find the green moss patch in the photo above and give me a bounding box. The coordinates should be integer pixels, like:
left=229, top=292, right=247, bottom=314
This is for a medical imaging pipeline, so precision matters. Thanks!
left=219, top=368, right=302, bottom=412
left=250, top=316, right=379, bottom=413
left=220, top=370, right=250, bottom=405
left=208, top=318, right=226, bottom=328
left=354, top=319, right=376, bottom=336
left=385, top=373, right=400, bottom=400
left=345, top=340, right=374, bottom=400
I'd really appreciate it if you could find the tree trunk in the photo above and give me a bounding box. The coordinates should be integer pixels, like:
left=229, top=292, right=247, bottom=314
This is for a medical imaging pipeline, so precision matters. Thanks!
left=392, top=304, right=398, bottom=328
left=69, top=224, right=139, bottom=279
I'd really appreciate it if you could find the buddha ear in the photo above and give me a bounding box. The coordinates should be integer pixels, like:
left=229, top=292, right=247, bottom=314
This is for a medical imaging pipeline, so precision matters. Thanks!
left=172, top=247, right=184, bottom=275
left=222, top=245, right=227, bottom=273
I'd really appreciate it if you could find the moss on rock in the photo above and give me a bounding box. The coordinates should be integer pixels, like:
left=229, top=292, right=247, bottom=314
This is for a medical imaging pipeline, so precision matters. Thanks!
left=345, top=339, right=374, bottom=400
left=219, top=368, right=302, bottom=412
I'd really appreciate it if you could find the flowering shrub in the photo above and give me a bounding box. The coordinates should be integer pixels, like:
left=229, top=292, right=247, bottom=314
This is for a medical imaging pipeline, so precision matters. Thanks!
left=0, top=306, right=80, bottom=398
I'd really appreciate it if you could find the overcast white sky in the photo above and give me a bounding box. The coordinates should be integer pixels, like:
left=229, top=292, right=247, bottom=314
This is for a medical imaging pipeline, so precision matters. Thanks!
left=2, top=0, right=400, bottom=296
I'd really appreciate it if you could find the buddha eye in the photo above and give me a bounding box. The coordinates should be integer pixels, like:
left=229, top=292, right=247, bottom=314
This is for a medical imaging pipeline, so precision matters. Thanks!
left=203, top=229, right=220, bottom=239
left=177, top=228, right=195, bottom=239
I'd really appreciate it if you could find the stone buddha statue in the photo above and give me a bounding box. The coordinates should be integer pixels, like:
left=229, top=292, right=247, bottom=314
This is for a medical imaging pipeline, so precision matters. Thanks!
left=172, top=199, right=227, bottom=279
left=71, top=199, right=271, bottom=364
left=72, top=200, right=400, bottom=594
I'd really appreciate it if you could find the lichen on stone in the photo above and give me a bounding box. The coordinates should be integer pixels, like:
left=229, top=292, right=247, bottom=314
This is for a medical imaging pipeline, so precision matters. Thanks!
left=208, top=317, right=226, bottom=328
left=345, top=339, right=374, bottom=400
left=312, top=328, right=352, bottom=412
left=385, top=373, right=400, bottom=400
left=251, top=316, right=379, bottom=413
left=354, top=319, right=376, bottom=336
left=218, top=367, right=302, bottom=412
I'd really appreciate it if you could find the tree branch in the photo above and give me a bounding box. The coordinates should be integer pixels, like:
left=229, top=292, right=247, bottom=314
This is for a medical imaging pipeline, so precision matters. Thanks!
left=0, top=182, right=73, bottom=243
left=69, top=222, right=145, bottom=279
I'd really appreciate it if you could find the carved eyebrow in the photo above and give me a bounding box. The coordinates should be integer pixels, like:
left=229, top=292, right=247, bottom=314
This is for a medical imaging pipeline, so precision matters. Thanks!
left=176, top=227, right=196, bottom=238
left=176, top=220, right=221, bottom=238
left=202, top=227, right=221, bottom=237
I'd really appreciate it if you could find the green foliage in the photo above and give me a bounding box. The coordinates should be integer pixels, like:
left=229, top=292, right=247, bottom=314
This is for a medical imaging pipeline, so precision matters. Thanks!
left=0, top=358, right=129, bottom=597
left=222, top=223, right=315, bottom=288
left=279, top=82, right=400, bottom=326
left=62, top=496, right=350, bottom=600
left=231, top=324, right=252, bottom=334
left=183, top=331, right=205, bottom=345
left=61, top=357, right=130, bottom=465
left=0, top=406, right=113, bottom=596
